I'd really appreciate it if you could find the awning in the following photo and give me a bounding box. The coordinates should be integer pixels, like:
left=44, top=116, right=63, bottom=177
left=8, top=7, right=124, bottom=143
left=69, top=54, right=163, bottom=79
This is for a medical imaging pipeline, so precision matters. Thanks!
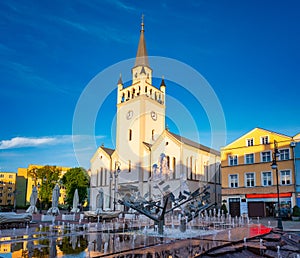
left=246, top=193, right=292, bottom=199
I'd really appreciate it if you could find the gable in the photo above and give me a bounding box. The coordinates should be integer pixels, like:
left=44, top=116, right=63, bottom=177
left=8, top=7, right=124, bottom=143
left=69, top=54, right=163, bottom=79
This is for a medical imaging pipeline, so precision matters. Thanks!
left=223, top=127, right=292, bottom=150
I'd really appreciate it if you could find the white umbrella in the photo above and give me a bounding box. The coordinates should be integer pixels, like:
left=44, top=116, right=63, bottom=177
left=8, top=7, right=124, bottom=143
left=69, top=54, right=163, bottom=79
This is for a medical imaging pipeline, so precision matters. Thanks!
left=71, top=189, right=80, bottom=213
left=47, top=184, right=60, bottom=215
left=26, top=186, right=38, bottom=213
left=95, top=188, right=104, bottom=214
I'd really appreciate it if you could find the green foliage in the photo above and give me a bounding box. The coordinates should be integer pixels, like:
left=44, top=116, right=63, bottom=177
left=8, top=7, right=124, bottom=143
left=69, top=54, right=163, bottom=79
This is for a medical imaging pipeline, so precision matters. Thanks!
left=28, top=165, right=61, bottom=208
left=61, top=167, right=90, bottom=206
left=292, top=205, right=300, bottom=217
left=57, top=235, right=88, bottom=254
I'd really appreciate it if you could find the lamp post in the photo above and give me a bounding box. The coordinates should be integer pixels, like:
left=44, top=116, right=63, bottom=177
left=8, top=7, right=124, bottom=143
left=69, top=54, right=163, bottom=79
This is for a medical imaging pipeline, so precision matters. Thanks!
left=113, top=162, right=121, bottom=211
left=271, top=140, right=283, bottom=230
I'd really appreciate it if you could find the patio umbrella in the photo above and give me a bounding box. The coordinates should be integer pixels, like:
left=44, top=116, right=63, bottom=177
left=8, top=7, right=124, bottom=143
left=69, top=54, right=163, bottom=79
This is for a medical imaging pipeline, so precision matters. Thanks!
left=26, top=186, right=38, bottom=214
left=95, top=188, right=104, bottom=214
left=47, top=184, right=60, bottom=215
left=71, top=189, right=80, bottom=213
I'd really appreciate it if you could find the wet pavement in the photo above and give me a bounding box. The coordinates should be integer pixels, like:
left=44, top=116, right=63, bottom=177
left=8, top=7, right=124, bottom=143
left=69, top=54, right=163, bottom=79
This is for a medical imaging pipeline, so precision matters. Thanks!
left=0, top=212, right=299, bottom=257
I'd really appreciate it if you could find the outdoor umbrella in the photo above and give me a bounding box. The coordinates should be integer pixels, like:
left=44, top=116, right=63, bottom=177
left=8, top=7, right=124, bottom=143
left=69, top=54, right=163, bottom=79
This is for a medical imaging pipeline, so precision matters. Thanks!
left=95, top=188, right=104, bottom=214
left=47, top=184, right=60, bottom=215
left=71, top=188, right=80, bottom=213
left=26, top=186, right=38, bottom=214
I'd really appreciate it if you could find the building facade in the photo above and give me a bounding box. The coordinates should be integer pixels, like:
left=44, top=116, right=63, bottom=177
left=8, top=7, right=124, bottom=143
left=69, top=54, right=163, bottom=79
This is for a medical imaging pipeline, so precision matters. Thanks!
left=293, top=133, right=300, bottom=206
left=90, top=21, right=221, bottom=211
left=221, top=127, right=296, bottom=218
left=0, top=171, right=16, bottom=209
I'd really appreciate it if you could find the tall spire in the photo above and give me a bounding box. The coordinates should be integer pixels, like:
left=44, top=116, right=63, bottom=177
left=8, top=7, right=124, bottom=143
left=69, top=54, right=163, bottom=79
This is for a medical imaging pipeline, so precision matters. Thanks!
left=134, top=14, right=149, bottom=67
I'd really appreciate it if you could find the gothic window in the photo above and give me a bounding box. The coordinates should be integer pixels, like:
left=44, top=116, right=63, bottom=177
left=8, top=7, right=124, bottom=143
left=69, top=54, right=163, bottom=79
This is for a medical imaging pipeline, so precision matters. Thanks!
left=129, top=129, right=132, bottom=141
left=167, top=156, right=170, bottom=169
left=173, top=157, right=176, bottom=179
left=190, top=157, right=193, bottom=180
left=100, top=168, right=103, bottom=186
left=186, top=158, right=189, bottom=178
left=128, top=160, right=131, bottom=172
left=194, top=160, right=197, bottom=180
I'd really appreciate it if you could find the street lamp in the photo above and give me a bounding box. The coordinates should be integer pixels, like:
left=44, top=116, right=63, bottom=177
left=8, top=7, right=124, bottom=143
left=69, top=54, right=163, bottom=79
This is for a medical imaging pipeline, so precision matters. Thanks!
left=113, top=162, right=121, bottom=211
left=270, top=140, right=283, bottom=230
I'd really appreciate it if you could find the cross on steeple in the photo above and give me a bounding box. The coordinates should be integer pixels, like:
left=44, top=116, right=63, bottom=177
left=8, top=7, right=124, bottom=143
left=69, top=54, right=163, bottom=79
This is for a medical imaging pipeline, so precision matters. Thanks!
left=135, top=14, right=149, bottom=68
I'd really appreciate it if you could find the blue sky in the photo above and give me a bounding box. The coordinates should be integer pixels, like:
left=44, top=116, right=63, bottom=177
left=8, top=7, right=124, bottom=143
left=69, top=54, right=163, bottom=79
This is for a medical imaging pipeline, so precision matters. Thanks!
left=0, top=0, right=299, bottom=172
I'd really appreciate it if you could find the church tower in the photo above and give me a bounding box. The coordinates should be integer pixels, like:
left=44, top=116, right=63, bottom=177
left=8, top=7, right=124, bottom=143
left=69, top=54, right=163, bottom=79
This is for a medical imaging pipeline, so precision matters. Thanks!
left=115, top=18, right=166, bottom=184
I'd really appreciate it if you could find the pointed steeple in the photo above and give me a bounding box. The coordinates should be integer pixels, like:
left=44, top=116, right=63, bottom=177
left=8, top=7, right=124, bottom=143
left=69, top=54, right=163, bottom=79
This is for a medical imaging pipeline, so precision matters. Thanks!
left=135, top=15, right=149, bottom=67
left=160, top=76, right=166, bottom=87
left=117, top=73, right=123, bottom=85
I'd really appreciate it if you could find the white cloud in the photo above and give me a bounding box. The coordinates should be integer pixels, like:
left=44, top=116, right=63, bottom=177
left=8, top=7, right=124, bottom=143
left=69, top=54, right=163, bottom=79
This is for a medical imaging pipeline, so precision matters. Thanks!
left=0, top=137, right=56, bottom=149
left=0, top=135, right=105, bottom=150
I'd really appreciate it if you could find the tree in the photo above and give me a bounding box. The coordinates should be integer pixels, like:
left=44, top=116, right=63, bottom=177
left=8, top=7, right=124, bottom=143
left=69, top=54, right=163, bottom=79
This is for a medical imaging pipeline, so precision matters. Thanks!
left=61, top=167, right=90, bottom=207
left=28, top=165, right=61, bottom=208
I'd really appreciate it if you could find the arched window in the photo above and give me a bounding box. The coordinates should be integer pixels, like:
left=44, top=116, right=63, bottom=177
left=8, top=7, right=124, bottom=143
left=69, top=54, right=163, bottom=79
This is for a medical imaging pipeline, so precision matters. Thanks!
left=152, top=129, right=155, bottom=141
left=194, top=160, right=197, bottom=180
left=145, top=86, right=148, bottom=93
left=186, top=158, right=189, bottom=178
left=167, top=156, right=170, bottom=169
left=129, top=129, right=132, bottom=141
left=173, top=157, right=176, bottom=179
left=100, top=167, right=103, bottom=186
left=190, top=157, right=193, bottom=180
left=128, top=160, right=131, bottom=172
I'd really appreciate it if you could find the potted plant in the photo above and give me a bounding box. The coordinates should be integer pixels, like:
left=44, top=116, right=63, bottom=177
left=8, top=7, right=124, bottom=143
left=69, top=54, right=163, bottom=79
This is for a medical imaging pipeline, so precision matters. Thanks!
left=292, top=205, right=300, bottom=221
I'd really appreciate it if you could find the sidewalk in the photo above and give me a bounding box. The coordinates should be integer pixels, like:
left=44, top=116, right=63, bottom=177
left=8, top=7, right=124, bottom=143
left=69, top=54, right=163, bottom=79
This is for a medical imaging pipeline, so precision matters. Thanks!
left=252, top=217, right=300, bottom=232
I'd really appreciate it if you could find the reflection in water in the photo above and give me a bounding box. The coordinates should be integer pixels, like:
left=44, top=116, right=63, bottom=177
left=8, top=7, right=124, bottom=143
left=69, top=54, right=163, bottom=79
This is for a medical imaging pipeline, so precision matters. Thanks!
left=0, top=220, right=271, bottom=257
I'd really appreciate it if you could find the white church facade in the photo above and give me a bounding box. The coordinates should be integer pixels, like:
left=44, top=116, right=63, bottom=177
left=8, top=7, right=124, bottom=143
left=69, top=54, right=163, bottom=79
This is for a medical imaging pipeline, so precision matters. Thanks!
left=89, top=21, right=221, bottom=211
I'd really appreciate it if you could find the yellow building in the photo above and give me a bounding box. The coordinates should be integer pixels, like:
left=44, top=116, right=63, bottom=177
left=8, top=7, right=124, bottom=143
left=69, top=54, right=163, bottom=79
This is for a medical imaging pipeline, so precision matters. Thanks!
left=221, top=127, right=296, bottom=218
left=0, top=171, right=16, bottom=208
left=17, top=164, right=71, bottom=208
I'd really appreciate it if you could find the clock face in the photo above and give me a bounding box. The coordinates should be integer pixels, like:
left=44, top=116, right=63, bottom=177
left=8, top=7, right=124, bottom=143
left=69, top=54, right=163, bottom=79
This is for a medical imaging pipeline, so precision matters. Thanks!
left=151, top=111, right=157, bottom=121
left=126, top=110, right=133, bottom=120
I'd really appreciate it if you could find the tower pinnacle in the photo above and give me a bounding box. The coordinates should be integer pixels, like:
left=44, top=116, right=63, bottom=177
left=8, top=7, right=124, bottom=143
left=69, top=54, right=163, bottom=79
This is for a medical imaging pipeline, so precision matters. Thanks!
left=134, top=15, right=149, bottom=67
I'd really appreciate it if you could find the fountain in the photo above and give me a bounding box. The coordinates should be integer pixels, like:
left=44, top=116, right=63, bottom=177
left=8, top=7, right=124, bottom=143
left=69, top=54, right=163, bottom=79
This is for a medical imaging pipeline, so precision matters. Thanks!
left=118, top=153, right=216, bottom=235
left=0, top=154, right=286, bottom=257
